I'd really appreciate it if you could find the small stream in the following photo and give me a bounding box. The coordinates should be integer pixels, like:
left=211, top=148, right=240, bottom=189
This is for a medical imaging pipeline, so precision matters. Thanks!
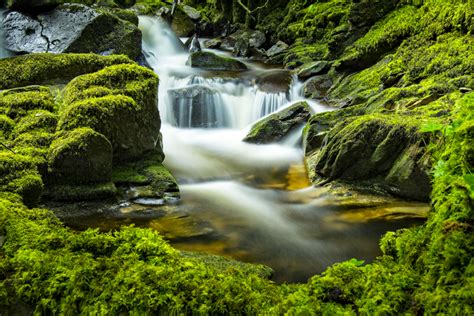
left=46, top=17, right=428, bottom=283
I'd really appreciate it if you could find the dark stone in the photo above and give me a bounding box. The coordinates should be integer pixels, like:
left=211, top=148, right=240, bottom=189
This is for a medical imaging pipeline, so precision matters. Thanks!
left=244, top=101, right=312, bottom=144
left=256, top=70, right=293, bottom=93
left=303, top=75, right=333, bottom=100
left=204, top=38, right=222, bottom=49
left=297, top=61, right=329, bottom=80
left=266, top=40, right=288, bottom=57
left=3, top=3, right=141, bottom=59
left=186, top=51, right=248, bottom=71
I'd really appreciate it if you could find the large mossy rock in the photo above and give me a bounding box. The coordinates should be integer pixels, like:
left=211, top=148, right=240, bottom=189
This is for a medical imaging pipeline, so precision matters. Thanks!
left=0, top=53, right=133, bottom=90
left=3, top=3, right=141, bottom=59
left=47, top=128, right=113, bottom=185
left=244, top=101, right=311, bottom=144
left=186, top=51, right=248, bottom=71
left=304, top=115, right=432, bottom=201
left=61, top=63, right=161, bottom=162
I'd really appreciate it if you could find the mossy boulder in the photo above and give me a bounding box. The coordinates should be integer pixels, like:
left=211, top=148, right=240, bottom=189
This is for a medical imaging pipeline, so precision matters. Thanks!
left=47, top=127, right=113, bottom=185
left=61, top=64, right=161, bottom=162
left=0, top=53, right=133, bottom=90
left=186, top=51, right=248, bottom=71
left=305, top=115, right=432, bottom=201
left=14, top=110, right=58, bottom=134
left=3, top=3, right=141, bottom=59
left=297, top=61, right=330, bottom=80
left=0, top=152, right=43, bottom=207
left=303, top=74, right=333, bottom=100
left=244, top=101, right=312, bottom=144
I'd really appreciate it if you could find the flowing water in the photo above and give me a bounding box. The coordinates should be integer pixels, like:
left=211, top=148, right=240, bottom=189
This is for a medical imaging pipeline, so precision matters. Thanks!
left=53, top=16, right=429, bottom=283
left=0, top=9, right=9, bottom=58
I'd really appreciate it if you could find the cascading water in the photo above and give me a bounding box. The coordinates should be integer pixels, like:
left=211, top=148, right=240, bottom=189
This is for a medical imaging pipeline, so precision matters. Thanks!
left=0, top=9, right=9, bottom=58
left=60, top=16, right=427, bottom=283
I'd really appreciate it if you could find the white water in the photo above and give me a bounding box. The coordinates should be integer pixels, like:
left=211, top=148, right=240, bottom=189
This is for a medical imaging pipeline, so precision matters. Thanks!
left=0, top=9, right=9, bottom=58
left=135, top=16, right=426, bottom=283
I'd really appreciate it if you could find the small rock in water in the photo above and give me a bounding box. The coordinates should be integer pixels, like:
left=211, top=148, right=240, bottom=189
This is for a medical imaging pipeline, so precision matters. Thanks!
left=204, top=38, right=222, bottom=49
left=189, top=34, right=201, bottom=53
left=134, top=198, right=166, bottom=206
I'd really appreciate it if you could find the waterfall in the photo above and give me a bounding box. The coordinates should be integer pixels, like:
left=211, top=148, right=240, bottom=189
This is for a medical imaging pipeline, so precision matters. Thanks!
left=0, top=9, right=9, bottom=58
left=251, top=91, right=289, bottom=121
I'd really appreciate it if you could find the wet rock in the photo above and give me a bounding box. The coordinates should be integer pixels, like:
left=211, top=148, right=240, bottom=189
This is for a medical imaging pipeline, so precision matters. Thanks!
left=244, top=101, right=312, bottom=144
left=186, top=51, right=248, bottom=71
left=182, top=5, right=201, bottom=20
left=305, top=116, right=432, bottom=201
left=266, top=41, right=289, bottom=57
left=3, top=3, right=141, bottom=59
left=297, top=61, right=329, bottom=80
left=303, top=75, right=333, bottom=100
left=256, top=70, right=293, bottom=93
left=204, top=38, right=222, bottom=49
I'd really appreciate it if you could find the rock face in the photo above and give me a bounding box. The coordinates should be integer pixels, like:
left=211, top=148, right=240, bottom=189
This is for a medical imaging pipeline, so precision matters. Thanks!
left=244, top=101, right=312, bottom=144
left=3, top=3, right=141, bottom=59
left=171, top=8, right=195, bottom=37
left=186, top=51, right=248, bottom=71
left=256, top=70, right=293, bottom=93
left=304, top=115, right=432, bottom=201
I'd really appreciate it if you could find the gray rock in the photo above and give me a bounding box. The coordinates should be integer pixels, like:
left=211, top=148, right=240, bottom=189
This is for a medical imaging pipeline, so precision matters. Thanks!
left=3, top=12, right=48, bottom=53
left=3, top=4, right=141, bottom=59
left=244, top=101, right=312, bottom=144
left=249, top=30, right=265, bottom=48
left=186, top=51, right=248, bottom=71
left=182, top=5, right=201, bottom=20
left=297, top=61, right=329, bottom=80
left=303, top=75, right=333, bottom=100
left=231, top=29, right=266, bottom=57
left=266, top=41, right=288, bottom=57
left=256, top=70, right=293, bottom=93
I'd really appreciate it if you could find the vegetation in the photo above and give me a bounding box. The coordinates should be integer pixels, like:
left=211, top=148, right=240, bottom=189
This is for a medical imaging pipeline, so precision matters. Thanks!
left=0, top=0, right=472, bottom=314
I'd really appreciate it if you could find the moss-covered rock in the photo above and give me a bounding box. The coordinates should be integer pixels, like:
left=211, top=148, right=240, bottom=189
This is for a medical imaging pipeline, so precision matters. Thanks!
left=47, top=127, right=113, bottom=185
left=244, top=101, right=311, bottom=144
left=0, top=152, right=43, bottom=207
left=171, top=7, right=195, bottom=37
left=0, top=53, right=133, bottom=90
left=306, top=114, right=432, bottom=201
left=61, top=64, right=161, bottom=162
left=14, top=110, right=58, bottom=134
left=186, top=51, right=248, bottom=71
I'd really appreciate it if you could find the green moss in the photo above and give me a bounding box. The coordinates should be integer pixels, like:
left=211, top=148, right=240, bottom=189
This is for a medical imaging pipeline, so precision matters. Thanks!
left=0, top=115, right=15, bottom=141
left=15, top=110, right=58, bottom=134
left=0, top=53, right=133, bottom=90
left=112, top=165, right=150, bottom=185
left=61, top=64, right=160, bottom=162
left=0, top=152, right=43, bottom=207
left=43, top=182, right=117, bottom=201
left=0, top=87, right=55, bottom=120
left=47, top=128, right=112, bottom=185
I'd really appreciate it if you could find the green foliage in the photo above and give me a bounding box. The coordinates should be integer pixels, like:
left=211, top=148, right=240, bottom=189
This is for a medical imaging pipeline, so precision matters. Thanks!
left=0, top=53, right=133, bottom=90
